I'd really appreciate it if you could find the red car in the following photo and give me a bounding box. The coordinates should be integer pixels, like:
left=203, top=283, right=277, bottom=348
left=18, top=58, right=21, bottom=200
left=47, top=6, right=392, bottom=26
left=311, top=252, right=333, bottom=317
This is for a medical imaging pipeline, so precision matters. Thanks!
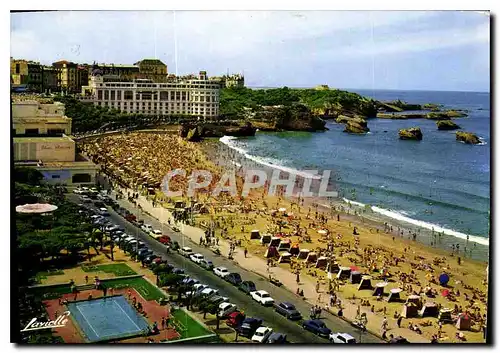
left=226, top=311, right=245, bottom=328
left=158, top=235, right=171, bottom=245
left=125, top=214, right=136, bottom=223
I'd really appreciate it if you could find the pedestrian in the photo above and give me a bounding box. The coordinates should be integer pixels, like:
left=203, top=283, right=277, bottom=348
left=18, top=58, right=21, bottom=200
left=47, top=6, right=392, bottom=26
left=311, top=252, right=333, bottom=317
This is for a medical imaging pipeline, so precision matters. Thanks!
left=397, top=315, right=403, bottom=328
left=244, top=248, right=248, bottom=258
left=382, top=316, right=388, bottom=331
left=315, top=282, right=320, bottom=293
left=85, top=275, right=89, bottom=284
left=127, top=290, right=132, bottom=300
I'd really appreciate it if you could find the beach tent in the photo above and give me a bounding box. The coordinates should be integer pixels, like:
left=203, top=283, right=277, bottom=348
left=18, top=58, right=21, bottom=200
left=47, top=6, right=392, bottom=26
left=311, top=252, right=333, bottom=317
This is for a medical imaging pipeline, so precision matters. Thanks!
left=270, top=237, right=281, bottom=247
left=315, top=256, right=328, bottom=269
left=349, top=271, right=362, bottom=284
left=327, top=261, right=340, bottom=274
left=406, top=295, right=422, bottom=309
left=305, top=252, right=318, bottom=263
left=387, top=288, right=403, bottom=302
left=419, top=302, right=439, bottom=318
left=278, top=238, right=291, bottom=252
left=456, top=313, right=472, bottom=331
left=250, top=230, right=260, bottom=240
left=265, top=246, right=279, bottom=258
left=298, top=249, right=310, bottom=260
left=439, top=273, right=450, bottom=286
left=401, top=303, right=419, bottom=318
left=358, top=276, right=372, bottom=290
left=290, top=243, right=300, bottom=256
left=337, top=266, right=351, bottom=280
left=279, top=252, right=292, bottom=263
left=260, top=234, right=272, bottom=245
left=372, top=282, right=388, bottom=297
left=437, top=308, right=453, bottom=323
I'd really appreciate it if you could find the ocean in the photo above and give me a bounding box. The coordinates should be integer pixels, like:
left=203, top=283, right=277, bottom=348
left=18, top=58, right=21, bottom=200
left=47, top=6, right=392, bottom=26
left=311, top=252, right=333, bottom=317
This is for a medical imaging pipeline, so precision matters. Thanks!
left=220, top=89, right=490, bottom=254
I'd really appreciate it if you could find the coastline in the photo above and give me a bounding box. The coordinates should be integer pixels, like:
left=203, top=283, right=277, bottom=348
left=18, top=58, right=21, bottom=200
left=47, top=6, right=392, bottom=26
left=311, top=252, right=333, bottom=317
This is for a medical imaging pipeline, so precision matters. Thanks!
left=210, top=135, right=489, bottom=264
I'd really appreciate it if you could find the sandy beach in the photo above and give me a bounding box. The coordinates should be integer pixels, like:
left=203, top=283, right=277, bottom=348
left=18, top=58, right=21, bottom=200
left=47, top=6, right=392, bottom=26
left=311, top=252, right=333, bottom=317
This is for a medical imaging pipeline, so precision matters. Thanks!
left=80, top=131, right=489, bottom=343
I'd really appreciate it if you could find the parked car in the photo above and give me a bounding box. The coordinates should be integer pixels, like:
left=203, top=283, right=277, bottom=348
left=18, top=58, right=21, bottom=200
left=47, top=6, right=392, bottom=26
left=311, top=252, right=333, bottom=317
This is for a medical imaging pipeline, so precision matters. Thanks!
left=274, top=302, right=302, bottom=320
left=213, top=266, right=230, bottom=278
left=170, top=241, right=180, bottom=251
left=150, top=229, right=163, bottom=238
left=208, top=295, right=228, bottom=307
left=200, top=287, right=219, bottom=298
left=252, top=327, right=273, bottom=343
left=200, top=259, right=214, bottom=270
left=226, top=311, right=246, bottom=328
left=81, top=196, right=92, bottom=203
left=179, top=247, right=193, bottom=258
left=225, top=273, right=242, bottom=286
left=239, top=280, right=257, bottom=294
left=73, top=188, right=85, bottom=194
left=158, top=235, right=171, bottom=245
left=267, top=332, right=287, bottom=344
left=125, top=213, right=136, bottom=223
left=143, top=254, right=158, bottom=265
left=172, top=267, right=185, bottom=275
left=302, top=319, right=331, bottom=338
left=182, top=277, right=199, bottom=286
left=329, top=332, right=356, bottom=344
left=250, top=290, right=275, bottom=306
left=238, top=318, right=263, bottom=338
left=190, top=253, right=205, bottom=264
left=218, top=303, right=238, bottom=318
left=141, top=224, right=153, bottom=233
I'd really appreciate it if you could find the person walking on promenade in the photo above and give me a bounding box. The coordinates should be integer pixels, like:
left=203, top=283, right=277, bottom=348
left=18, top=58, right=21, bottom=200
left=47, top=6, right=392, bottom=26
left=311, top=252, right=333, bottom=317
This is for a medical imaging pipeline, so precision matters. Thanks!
left=397, top=315, right=403, bottom=328
left=244, top=248, right=248, bottom=258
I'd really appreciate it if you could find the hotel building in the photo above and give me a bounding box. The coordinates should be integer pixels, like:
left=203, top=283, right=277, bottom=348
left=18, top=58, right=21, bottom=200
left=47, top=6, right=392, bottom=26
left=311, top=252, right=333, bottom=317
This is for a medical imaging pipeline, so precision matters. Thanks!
left=80, top=70, right=220, bottom=119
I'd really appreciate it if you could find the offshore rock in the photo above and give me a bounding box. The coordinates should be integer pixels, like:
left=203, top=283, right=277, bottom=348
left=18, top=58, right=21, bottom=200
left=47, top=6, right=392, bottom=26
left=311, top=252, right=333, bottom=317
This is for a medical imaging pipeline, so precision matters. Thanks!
left=343, top=118, right=369, bottom=134
left=456, top=131, right=481, bottom=145
left=437, top=120, right=461, bottom=130
left=399, top=127, right=423, bottom=141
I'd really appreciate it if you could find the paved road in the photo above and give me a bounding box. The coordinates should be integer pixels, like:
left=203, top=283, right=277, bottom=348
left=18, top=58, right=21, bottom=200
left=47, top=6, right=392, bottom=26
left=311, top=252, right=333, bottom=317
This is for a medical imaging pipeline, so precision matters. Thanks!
left=70, top=191, right=382, bottom=344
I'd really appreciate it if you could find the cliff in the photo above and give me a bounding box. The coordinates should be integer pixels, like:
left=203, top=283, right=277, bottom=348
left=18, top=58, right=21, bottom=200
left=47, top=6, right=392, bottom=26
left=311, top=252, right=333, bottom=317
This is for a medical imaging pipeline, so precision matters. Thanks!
left=436, top=120, right=461, bottom=130
left=253, top=104, right=327, bottom=132
left=456, top=131, right=481, bottom=145
left=399, top=127, right=423, bottom=141
left=179, top=122, right=257, bottom=141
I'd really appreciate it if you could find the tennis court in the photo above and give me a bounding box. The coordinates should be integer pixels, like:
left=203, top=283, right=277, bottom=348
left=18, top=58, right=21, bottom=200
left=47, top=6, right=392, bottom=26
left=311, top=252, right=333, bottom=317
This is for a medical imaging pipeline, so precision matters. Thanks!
left=67, top=295, right=150, bottom=342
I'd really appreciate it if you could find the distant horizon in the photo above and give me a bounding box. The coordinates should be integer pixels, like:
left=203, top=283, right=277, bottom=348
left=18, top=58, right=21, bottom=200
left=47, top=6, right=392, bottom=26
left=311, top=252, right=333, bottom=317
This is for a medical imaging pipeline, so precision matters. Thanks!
left=248, top=86, right=490, bottom=94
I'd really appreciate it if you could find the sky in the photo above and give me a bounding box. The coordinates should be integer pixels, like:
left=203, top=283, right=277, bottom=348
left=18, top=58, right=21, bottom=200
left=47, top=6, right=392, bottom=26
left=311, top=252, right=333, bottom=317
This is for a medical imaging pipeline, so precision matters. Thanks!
left=10, top=10, right=490, bottom=91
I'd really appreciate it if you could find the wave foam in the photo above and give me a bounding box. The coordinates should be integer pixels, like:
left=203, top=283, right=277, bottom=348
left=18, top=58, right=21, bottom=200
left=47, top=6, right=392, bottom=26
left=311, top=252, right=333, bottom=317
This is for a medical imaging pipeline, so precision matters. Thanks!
left=219, top=135, right=322, bottom=180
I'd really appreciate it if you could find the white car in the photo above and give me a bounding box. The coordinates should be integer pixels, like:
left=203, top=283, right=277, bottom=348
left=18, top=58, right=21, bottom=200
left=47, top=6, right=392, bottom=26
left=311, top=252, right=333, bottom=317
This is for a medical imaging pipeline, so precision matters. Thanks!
left=141, top=224, right=153, bottom=233
left=250, top=290, right=275, bottom=306
left=179, top=247, right=193, bottom=257
left=190, top=253, right=205, bottom=264
left=218, top=302, right=237, bottom=317
left=329, top=332, right=356, bottom=344
left=73, top=188, right=85, bottom=194
left=150, top=229, right=162, bottom=238
left=251, top=326, right=273, bottom=343
left=200, top=287, right=219, bottom=297
left=185, top=283, right=208, bottom=297
left=213, top=266, right=230, bottom=278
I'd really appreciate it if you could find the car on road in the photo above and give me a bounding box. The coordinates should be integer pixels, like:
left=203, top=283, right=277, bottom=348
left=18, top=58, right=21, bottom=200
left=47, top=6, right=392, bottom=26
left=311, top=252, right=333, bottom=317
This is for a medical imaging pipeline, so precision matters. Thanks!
left=143, top=254, right=158, bottom=265
left=182, top=277, right=199, bottom=286
left=73, top=188, right=85, bottom=194
left=302, top=319, right=332, bottom=338
left=225, top=272, right=243, bottom=286
left=218, top=302, right=238, bottom=318
left=141, top=224, right=153, bottom=233
left=158, top=235, right=171, bottom=245
left=190, top=253, right=205, bottom=264
left=200, top=287, right=219, bottom=298
left=226, top=311, right=246, bottom=328
left=250, top=290, right=275, bottom=306
left=172, top=267, right=185, bottom=275
left=81, top=196, right=92, bottom=203
left=200, top=259, right=214, bottom=270
left=213, top=266, right=230, bottom=278
left=238, top=318, right=263, bottom=338
left=267, top=332, right=287, bottom=344
left=179, top=247, right=193, bottom=258
left=274, top=302, right=302, bottom=320
left=98, top=207, right=110, bottom=216
left=238, top=280, right=257, bottom=294
left=252, top=326, right=273, bottom=343
left=329, top=332, right=356, bottom=344
left=208, top=295, right=229, bottom=307
left=150, top=229, right=163, bottom=238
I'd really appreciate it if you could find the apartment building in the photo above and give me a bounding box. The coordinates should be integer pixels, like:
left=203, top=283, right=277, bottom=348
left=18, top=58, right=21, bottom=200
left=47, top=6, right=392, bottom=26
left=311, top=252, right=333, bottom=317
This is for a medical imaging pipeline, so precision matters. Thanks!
left=10, top=58, right=43, bottom=92
left=80, top=70, right=220, bottom=119
left=52, top=60, right=88, bottom=93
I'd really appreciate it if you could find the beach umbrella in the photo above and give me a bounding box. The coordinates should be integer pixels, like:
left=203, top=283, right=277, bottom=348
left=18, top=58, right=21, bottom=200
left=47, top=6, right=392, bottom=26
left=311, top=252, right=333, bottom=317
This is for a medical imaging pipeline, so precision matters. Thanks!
left=441, top=289, right=450, bottom=297
left=439, top=273, right=450, bottom=286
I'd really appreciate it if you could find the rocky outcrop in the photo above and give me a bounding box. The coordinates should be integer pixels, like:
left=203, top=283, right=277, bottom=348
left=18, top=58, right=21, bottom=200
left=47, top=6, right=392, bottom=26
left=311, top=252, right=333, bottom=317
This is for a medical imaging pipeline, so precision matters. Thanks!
left=179, top=122, right=256, bottom=141
left=426, top=110, right=468, bottom=120
left=399, top=127, right=423, bottom=141
left=456, top=131, right=481, bottom=145
left=343, top=118, right=369, bottom=134
left=437, top=120, right=461, bottom=130
left=423, top=103, right=442, bottom=111
left=254, top=104, right=327, bottom=132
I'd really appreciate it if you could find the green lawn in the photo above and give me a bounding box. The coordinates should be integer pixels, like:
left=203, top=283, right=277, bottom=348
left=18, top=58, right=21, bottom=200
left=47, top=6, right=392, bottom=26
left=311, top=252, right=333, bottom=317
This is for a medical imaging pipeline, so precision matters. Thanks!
left=81, top=263, right=137, bottom=277
left=101, top=277, right=165, bottom=301
left=34, top=270, right=65, bottom=283
left=29, top=284, right=73, bottom=299
left=170, top=309, right=213, bottom=339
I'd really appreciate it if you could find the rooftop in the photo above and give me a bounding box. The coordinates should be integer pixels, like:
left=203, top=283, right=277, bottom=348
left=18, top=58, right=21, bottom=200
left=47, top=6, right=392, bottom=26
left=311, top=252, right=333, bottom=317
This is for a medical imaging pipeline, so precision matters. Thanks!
left=14, top=135, right=73, bottom=143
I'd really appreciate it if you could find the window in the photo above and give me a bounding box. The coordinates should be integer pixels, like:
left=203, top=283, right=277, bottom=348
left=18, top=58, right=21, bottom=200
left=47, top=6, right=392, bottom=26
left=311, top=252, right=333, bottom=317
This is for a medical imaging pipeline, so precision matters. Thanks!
left=160, top=91, right=168, bottom=100
left=124, top=91, right=133, bottom=100
left=72, top=173, right=91, bottom=183
left=104, top=90, right=109, bottom=100
left=25, top=128, right=39, bottom=135
left=51, top=175, right=61, bottom=179
left=97, top=90, right=103, bottom=100
left=110, top=90, right=115, bottom=101
left=16, top=63, right=20, bottom=74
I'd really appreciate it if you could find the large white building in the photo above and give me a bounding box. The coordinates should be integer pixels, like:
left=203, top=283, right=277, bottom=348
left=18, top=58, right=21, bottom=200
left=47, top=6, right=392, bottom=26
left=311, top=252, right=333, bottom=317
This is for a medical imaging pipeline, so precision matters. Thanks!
left=80, top=70, right=220, bottom=120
